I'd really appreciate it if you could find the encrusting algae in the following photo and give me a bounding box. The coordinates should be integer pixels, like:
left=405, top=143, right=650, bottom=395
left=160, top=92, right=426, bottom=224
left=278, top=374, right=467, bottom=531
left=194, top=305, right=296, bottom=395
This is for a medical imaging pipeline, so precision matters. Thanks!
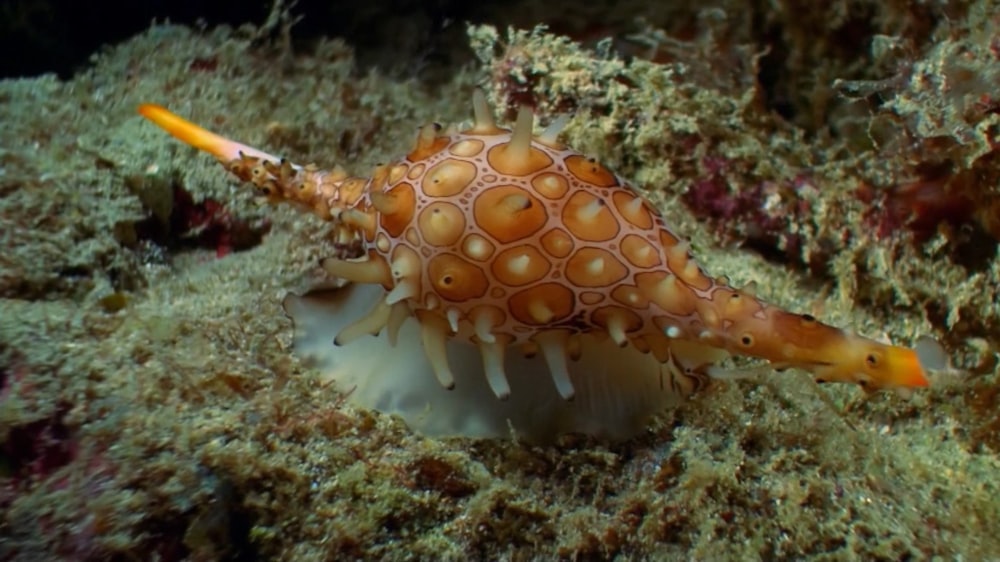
left=138, top=89, right=933, bottom=441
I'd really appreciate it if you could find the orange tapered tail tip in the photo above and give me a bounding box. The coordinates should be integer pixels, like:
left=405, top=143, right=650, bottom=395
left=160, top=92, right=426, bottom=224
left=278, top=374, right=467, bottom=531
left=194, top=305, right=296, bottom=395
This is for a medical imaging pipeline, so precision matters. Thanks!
left=138, top=103, right=229, bottom=157
left=137, top=104, right=279, bottom=163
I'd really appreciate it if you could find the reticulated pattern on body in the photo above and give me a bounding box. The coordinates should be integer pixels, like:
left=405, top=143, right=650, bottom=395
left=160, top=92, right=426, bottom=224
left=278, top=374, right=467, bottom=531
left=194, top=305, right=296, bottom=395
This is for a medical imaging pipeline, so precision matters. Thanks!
left=137, top=90, right=932, bottom=437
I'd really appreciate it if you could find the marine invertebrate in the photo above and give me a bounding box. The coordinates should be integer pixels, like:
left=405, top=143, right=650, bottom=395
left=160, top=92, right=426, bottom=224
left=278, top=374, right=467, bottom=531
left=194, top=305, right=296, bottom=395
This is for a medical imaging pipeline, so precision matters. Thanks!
left=137, top=92, right=930, bottom=439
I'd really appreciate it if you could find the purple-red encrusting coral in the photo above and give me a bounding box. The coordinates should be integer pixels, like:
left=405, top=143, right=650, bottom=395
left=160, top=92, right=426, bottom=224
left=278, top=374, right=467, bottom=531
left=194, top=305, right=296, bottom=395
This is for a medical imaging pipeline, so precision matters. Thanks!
left=859, top=166, right=976, bottom=243
left=858, top=150, right=1000, bottom=251
left=681, top=154, right=820, bottom=270
left=132, top=182, right=271, bottom=258
left=0, top=356, right=197, bottom=560
left=0, top=406, right=76, bottom=490
left=0, top=359, right=78, bottom=504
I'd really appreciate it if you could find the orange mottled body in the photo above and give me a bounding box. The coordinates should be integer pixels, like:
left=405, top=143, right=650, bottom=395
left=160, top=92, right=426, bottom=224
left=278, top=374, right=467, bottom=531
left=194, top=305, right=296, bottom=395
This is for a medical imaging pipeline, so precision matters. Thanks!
left=350, top=125, right=720, bottom=348
left=138, top=92, right=930, bottom=404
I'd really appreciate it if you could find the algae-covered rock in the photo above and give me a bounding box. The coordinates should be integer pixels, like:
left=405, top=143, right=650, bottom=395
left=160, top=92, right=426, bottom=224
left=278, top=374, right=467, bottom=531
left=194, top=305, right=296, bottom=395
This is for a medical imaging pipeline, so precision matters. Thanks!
left=2, top=2, right=999, bottom=560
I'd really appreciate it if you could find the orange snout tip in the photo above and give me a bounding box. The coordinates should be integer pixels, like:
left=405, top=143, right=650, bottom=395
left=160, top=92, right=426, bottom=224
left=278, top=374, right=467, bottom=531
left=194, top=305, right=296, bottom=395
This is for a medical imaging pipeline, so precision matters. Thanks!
left=887, top=347, right=931, bottom=389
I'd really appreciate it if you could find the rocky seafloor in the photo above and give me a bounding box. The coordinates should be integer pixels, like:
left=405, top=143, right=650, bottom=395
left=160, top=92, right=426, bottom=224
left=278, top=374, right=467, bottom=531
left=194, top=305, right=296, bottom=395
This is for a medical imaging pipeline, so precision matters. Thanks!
left=2, top=1, right=1000, bottom=559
